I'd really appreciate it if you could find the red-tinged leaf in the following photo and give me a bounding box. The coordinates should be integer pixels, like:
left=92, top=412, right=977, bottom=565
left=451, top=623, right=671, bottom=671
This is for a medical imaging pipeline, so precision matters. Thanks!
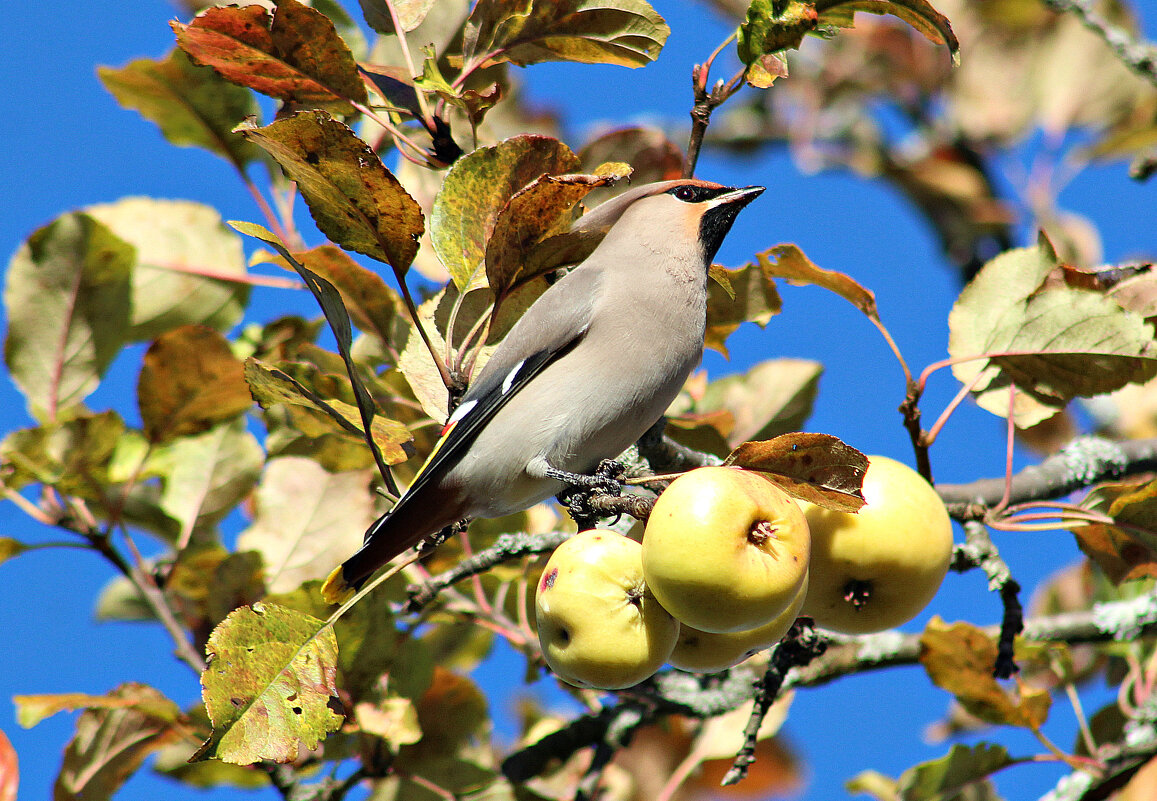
left=238, top=112, right=424, bottom=271
left=138, top=325, right=252, bottom=443
left=98, top=48, right=260, bottom=168
left=4, top=213, right=133, bottom=421
left=486, top=168, right=631, bottom=298
left=192, top=603, right=343, bottom=764
left=431, top=135, right=580, bottom=290
left=578, top=126, right=684, bottom=186
left=54, top=685, right=183, bottom=801
left=0, top=728, right=14, bottom=801
left=724, top=432, right=867, bottom=511
left=462, top=0, right=669, bottom=69
left=172, top=0, right=366, bottom=113
left=919, top=618, right=1052, bottom=729
left=754, top=244, right=878, bottom=320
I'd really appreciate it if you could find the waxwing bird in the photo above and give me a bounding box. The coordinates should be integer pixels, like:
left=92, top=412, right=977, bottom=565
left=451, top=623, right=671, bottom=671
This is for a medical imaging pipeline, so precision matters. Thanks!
left=322, top=179, right=764, bottom=603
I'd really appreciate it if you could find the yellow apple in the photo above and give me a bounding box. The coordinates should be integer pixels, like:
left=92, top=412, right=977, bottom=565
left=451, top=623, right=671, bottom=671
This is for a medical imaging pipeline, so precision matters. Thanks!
left=535, top=529, right=680, bottom=690
left=668, top=572, right=809, bottom=673
left=801, top=455, right=953, bottom=634
left=642, top=466, right=810, bottom=633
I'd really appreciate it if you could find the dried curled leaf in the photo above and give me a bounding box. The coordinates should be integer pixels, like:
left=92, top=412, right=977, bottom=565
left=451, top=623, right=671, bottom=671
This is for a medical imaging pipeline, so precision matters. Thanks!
left=1074, top=478, right=1157, bottom=584
left=724, top=432, right=866, bottom=511
left=192, top=603, right=344, bottom=764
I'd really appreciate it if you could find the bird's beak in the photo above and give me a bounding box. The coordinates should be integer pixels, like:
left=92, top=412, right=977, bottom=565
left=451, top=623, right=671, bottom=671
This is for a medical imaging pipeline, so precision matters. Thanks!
left=711, top=185, right=765, bottom=209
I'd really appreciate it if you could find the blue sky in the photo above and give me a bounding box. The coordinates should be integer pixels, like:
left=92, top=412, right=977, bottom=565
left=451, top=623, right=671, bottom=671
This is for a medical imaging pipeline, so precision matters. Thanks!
left=2, top=1, right=1155, bottom=799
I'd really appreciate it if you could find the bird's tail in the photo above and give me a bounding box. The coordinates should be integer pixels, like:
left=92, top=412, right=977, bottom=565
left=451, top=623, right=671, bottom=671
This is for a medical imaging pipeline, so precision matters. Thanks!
left=321, top=495, right=462, bottom=604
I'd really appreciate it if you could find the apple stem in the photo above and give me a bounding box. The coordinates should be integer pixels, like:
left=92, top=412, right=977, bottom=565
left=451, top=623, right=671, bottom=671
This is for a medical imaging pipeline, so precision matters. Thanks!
left=843, top=579, right=873, bottom=609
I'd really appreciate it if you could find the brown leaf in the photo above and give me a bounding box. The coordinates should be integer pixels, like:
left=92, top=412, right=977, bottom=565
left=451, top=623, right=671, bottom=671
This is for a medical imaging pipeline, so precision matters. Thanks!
left=919, top=618, right=1052, bottom=729
left=238, top=112, right=425, bottom=270
left=724, top=432, right=866, bottom=511
left=1074, top=524, right=1157, bottom=585
left=172, top=0, right=366, bottom=113
left=578, top=125, right=683, bottom=187
left=755, top=243, right=878, bottom=319
left=138, top=325, right=251, bottom=443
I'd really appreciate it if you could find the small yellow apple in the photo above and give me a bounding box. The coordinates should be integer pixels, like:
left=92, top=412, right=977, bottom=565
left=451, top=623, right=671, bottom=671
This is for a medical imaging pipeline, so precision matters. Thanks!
left=801, top=455, right=953, bottom=634
left=642, top=466, right=810, bottom=633
left=668, top=572, right=809, bottom=673
left=535, top=529, right=679, bottom=690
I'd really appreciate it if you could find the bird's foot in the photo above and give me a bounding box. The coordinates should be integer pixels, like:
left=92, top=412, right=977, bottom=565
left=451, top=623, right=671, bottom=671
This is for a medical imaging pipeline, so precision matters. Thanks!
left=551, top=460, right=626, bottom=529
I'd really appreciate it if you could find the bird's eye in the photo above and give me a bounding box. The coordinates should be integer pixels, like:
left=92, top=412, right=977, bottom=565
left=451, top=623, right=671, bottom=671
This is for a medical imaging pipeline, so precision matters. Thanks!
left=673, top=185, right=698, bottom=202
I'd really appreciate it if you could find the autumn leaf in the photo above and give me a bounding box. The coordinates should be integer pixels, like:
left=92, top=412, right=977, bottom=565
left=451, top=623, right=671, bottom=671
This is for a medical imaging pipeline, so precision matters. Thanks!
left=98, top=48, right=260, bottom=168
left=706, top=260, right=783, bottom=356
left=357, top=0, right=437, bottom=33
left=173, top=0, right=366, bottom=113
left=237, top=457, right=376, bottom=594
left=462, top=0, right=669, bottom=69
left=919, top=618, right=1051, bottom=729
left=431, top=135, right=580, bottom=290
left=949, top=239, right=1157, bottom=427
left=0, top=411, right=125, bottom=502
left=137, top=325, right=252, bottom=443
left=754, top=243, right=878, bottom=320
left=238, top=112, right=424, bottom=271
left=815, top=0, right=960, bottom=63
left=287, top=246, right=405, bottom=345
left=192, top=603, right=344, bottom=764
left=1074, top=478, right=1157, bottom=584
left=725, top=432, right=867, bottom=511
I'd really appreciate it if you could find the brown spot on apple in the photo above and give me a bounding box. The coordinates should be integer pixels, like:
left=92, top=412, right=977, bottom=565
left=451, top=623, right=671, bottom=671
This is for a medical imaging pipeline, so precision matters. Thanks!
left=541, top=567, right=558, bottom=591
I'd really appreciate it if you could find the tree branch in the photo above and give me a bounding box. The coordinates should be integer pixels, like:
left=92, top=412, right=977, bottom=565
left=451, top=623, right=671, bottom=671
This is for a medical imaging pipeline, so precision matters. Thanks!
left=1042, top=0, right=1157, bottom=87
left=936, top=436, right=1157, bottom=511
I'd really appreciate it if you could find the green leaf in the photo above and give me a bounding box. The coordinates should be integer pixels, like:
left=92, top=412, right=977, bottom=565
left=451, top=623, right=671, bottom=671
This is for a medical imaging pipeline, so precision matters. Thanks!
left=815, top=0, right=960, bottom=65
left=238, top=112, right=424, bottom=270
left=431, top=135, right=580, bottom=290
left=4, top=213, right=133, bottom=420
left=86, top=198, right=249, bottom=342
left=137, top=325, right=252, bottom=443
left=237, top=457, right=376, bottom=594
left=172, top=0, right=367, bottom=113
left=147, top=418, right=264, bottom=538
left=358, top=0, right=437, bottom=33
left=98, top=49, right=260, bottom=168
left=737, top=0, right=820, bottom=65
left=948, top=240, right=1157, bottom=427
left=53, top=684, right=182, bottom=801
left=896, top=742, right=1013, bottom=800
left=724, top=432, right=867, bottom=511
left=463, top=0, right=669, bottom=68
left=0, top=411, right=125, bottom=502
left=192, top=603, right=344, bottom=764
